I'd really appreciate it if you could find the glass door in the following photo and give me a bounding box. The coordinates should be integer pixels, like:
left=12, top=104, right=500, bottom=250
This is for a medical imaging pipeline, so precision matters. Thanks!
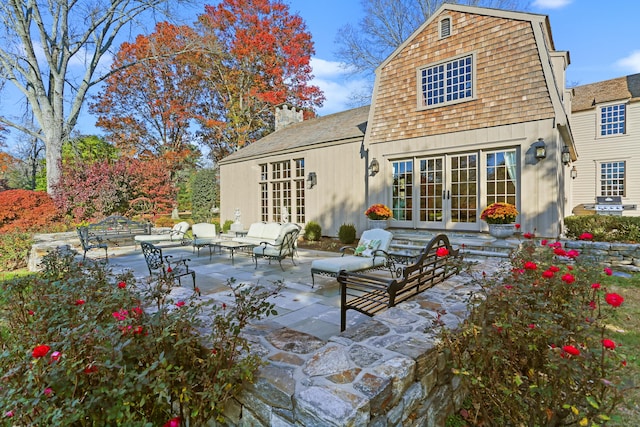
left=418, top=157, right=444, bottom=227
left=448, top=153, right=478, bottom=230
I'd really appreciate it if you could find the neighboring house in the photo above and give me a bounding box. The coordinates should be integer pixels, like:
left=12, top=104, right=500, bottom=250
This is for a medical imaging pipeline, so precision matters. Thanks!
left=570, top=74, right=640, bottom=216
left=219, top=4, right=576, bottom=238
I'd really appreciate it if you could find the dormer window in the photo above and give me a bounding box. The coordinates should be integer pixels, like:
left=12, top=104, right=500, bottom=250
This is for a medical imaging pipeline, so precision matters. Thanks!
left=439, top=17, right=451, bottom=38
left=418, top=53, right=475, bottom=109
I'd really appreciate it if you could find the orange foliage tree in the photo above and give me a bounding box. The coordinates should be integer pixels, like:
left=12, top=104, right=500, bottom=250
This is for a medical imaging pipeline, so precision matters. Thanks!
left=194, top=0, right=325, bottom=160
left=0, top=189, right=63, bottom=232
left=91, top=22, right=200, bottom=171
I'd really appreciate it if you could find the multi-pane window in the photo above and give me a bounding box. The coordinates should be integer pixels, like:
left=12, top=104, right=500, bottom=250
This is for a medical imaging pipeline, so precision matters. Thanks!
left=420, top=55, right=473, bottom=107
left=600, top=161, right=625, bottom=196
left=600, top=104, right=626, bottom=136
left=262, top=160, right=304, bottom=223
left=486, top=150, right=517, bottom=206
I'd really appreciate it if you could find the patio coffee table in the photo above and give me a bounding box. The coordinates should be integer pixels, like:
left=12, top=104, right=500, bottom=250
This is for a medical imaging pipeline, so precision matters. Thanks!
left=213, top=241, right=257, bottom=265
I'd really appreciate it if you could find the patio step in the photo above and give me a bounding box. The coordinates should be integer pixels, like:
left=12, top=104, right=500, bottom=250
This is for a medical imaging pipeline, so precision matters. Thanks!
left=388, top=229, right=518, bottom=259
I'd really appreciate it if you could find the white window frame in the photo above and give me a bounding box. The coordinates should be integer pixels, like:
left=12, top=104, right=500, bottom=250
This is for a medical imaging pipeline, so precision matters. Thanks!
left=599, top=161, right=625, bottom=197
left=599, top=103, right=626, bottom=137
left=417, top=52, right=476, bottom=110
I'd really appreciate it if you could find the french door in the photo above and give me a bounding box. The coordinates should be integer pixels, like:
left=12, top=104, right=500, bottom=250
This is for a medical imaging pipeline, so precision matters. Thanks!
left=392, top=150, right=516, bottom=230
left=392, top=154, right=477, bottom=230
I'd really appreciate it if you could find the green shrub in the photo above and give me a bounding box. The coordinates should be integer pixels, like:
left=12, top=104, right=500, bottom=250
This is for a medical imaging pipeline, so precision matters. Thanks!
left=0, top=248, right=282, bottom=425
left=190, top=169, right=218, bottom=223
left=443, top=237, right=629, bottom=426
left=222, top=219, right=234, bottom=232
left=338, top=223, right=356, bottom=244
left=565, top=215, right=640, bottom=242
left=304, top=221, right=322, bottom=241
left=0, top=232, right=34, bottom=272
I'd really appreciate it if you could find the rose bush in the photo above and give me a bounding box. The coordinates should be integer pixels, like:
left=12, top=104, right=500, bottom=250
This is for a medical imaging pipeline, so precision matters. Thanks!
left=0, top=248, right=281, bottom=425
left=443, top=235, right=630, bottom=426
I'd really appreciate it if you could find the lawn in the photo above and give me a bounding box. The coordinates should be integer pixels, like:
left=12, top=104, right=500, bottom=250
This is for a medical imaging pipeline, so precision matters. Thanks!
left=606, top=273, right=640, bottom=425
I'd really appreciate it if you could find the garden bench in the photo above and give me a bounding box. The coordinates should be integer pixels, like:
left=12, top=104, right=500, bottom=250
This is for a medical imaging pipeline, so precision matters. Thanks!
left=76, top=226, right=108, bottom=261
left=87, top=215, right=152, bottom=245
left=141, top=241, right=198, bottom=294
left=337, top=234, right=461, bottom=331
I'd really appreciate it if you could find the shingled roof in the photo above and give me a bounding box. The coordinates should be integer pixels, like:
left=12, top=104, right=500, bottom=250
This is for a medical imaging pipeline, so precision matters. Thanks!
left=572, top=73, right=640, bottom=112
left=220, top=105, right=370, bottom=164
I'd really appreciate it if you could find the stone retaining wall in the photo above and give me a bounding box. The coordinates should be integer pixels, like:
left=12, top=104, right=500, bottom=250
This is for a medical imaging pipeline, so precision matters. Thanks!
left=564, top=240, right=640, bottom=272
left=218, top=262, right=494, bottom=427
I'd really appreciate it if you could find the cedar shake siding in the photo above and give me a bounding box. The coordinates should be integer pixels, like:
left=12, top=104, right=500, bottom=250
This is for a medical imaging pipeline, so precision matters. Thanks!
left=368, top=11, right=555, bottom=143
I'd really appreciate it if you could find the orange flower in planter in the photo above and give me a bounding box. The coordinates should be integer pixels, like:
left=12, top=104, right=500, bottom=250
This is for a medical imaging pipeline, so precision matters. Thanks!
left=364, top=204, right=392, bottom=220
left=480, top=203, right=518, bottom=224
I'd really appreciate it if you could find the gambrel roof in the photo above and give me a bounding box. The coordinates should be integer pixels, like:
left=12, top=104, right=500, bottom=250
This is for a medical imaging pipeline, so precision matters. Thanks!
left=219, top=106, right=369, bottom=164
left=572, top=73, right=640, bottom=112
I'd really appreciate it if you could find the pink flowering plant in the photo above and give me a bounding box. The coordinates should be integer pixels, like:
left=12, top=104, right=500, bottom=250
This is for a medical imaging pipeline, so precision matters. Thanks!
left=0, top=248, right=282, bottom=425
left=442, top=235, right=633, bottom=426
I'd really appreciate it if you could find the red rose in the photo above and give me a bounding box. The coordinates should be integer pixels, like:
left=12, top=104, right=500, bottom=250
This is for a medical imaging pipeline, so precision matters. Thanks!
left=604, top=267, right=613, bottom=276
left=435, top=247, right=449, bottom=257
left=553, top=248, right=567, bottom=256
left=561, top=274, right=575, bottom=284
left=566, top=249, right=580, bottom=258
left=504, top=285, right=513, bottom=290
left=540, top=239, right=548, bottom=246
left=605, top=293, right=624, bottom=307
left=602, top=339, right=616, bottom=350
left=579, top=232, right=593, bottom=240
left=523, top=232, right=534, bottom=239
left=588, top=300, right=596, bottom=310
left=32, top=345, right=51, bottom=358
left=524, top=261, right=537, bottom=270
left=164, top=417, right=181, bottom=427
left=542, top=270, right=554, bottom=278
left=175, top=301, right=185, bottom=307
left=117, top=281, right=126, bottom=289
left=528, top=323, right=536, bottom=329
left=51, top=351, right=61, bottom=361
left=549, top=265, right=560, bottom=272
left=591, top=283, right=601, bottom=289
left=515, top=223, right=521, bottom=229
left=562, top=345, right=580, bottom=356
left=74, top=299, right=85, bottom=306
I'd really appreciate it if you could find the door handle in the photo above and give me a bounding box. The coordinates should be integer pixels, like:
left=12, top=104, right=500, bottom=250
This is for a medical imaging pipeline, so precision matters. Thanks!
left=447, top=190, right=450, bottom=199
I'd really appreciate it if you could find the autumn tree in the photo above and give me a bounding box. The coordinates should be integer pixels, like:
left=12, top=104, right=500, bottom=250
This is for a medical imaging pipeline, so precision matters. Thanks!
left=335, top=0, right=530, bottom=104
left=0, top=0, right=191, bottom=194
left=91, top=22, right=201, bottom=166
left=194, top=0, right=325, bottom=161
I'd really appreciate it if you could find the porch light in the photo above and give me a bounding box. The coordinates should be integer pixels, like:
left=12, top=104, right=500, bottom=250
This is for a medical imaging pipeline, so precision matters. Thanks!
left=561, top=145, right=571, bottom=165
left=533, top=138, right=546, bottom=160
left=369, top=158, right=380, bottom=176
left=570, top=165, right=577, bottom=180
left=306, top=172, right=317, bottom=189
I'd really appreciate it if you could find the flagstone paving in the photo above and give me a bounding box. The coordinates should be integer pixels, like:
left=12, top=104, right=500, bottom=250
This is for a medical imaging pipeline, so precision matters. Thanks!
left=103, top=242, right=503, bottom=341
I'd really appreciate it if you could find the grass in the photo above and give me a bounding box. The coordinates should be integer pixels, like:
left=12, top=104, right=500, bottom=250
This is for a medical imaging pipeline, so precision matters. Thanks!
left=606, top=273, right=640, bottom=426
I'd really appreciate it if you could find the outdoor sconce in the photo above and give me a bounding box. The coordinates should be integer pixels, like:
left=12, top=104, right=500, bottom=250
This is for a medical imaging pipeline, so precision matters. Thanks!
left=368, top=158, right=380, bottom=176
left=306, top=172, right=317, bottom=189
left=533, top=138, right=546, bottom=160
left=570, top=165, right=577, bottom=180
left=561, top=145, right=571, bottom=165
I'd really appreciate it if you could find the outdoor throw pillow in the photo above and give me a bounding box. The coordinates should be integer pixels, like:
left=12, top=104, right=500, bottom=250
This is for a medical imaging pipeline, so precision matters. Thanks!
left=361, top=239, right=381, bottom=257
left=354, top=239, right=371, bottom=256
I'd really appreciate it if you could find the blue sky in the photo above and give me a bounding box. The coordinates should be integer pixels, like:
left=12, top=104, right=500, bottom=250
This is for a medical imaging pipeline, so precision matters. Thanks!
left=2, top=0, right=640, bottom=147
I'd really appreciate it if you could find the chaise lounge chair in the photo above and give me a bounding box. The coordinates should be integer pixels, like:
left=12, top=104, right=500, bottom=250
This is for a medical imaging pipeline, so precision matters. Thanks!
left=134, top=221, right=191, bottom=248
left=310, top=228, right=394, bottom=287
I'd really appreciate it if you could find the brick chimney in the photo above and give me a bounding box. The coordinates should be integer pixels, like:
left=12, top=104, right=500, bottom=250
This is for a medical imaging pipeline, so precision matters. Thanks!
left=275, top=104, right=303, bottom=131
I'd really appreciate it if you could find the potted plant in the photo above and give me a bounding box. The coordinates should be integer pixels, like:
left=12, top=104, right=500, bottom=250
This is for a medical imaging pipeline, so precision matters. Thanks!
left=480, top=202, right=519, bottom=238
left=364, top=203, right=393, bottom=229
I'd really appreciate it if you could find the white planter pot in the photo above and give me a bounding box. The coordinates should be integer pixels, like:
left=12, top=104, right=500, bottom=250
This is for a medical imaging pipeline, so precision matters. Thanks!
left=367, top=219, right=389, bottom=230
left=488, top=223, right=516, bottom=239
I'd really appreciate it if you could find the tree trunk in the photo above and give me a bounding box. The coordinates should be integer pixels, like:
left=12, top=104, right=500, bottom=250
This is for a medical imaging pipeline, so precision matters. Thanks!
left=43, top=127, right=64, bottom=194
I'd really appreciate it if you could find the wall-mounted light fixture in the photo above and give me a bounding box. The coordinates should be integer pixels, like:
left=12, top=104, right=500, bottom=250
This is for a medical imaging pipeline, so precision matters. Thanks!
left=570, top=165, right=577, bottom=180
left=368, top=158, right=380, bottom=176
left=532, top=138, right=546, bottom=160
left=306, top=172, right=317, bottom=189
left=561, top=145, right=571, bottom=165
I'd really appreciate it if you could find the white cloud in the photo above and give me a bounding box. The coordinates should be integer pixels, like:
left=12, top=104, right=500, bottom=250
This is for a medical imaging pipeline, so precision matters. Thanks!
left=616, top=51, right=640, bottom=73
left=310, top=57, right=369, bottom=115
left=532, top=0, right=572, bottom=9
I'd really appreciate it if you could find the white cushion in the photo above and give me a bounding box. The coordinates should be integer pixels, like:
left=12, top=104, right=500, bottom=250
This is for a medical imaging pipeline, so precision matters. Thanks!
left=192, top=223, right=217, bottom=238
left=262, top=223, right=282, bottom=240
left=311, top=255, right=387, bottom=274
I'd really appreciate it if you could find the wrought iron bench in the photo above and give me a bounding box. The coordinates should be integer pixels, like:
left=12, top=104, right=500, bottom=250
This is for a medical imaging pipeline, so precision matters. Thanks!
left=336, top=234, right=461, bottom=331
left=76, top=226, right=108, bottom=261
left=88, top=215, right=152, bottom=245
left=141, top=242, right=198, bottom=294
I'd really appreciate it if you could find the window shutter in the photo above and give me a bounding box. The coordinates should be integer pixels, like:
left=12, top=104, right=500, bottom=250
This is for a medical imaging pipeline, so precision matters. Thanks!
left=440, top=18, right=451, bottom=38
